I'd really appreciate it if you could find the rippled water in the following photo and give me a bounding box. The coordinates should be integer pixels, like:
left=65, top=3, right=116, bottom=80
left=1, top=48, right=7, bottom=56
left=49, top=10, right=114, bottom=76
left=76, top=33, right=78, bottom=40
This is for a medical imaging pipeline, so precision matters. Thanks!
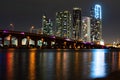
left=0, top=49, right=120, bottom=80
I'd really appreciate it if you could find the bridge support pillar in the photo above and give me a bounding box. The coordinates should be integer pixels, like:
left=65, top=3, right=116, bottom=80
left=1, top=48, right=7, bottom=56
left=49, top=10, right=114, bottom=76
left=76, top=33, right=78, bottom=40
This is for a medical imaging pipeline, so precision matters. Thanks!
left=56, top=40, right=64, bottom=49
left=18, top=37, right=22, bottom=48
left=45, top=39, right=51, bottom=48
left=26, top=36, right=30, bottom=48
left=9, top=35, right=12, bottom=47
left=35, top=39, right=38, bottom=47
left=2, top=37, right=4, bottom=46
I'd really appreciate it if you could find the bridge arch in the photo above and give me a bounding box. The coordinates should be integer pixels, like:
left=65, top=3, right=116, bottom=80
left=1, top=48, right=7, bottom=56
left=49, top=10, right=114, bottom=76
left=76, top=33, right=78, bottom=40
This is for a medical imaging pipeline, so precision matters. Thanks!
left=21, top=36, right=35, bottom=47
left=3, top=35, right=18, bottom=47
left=11, top=36, right=18, bottom=46
left=37, top=40, right=43, bottom=47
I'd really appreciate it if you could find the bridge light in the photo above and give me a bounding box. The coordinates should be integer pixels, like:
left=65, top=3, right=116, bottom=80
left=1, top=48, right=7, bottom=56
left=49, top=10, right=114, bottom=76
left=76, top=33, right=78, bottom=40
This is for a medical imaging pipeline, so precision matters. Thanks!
left=20, top=32, right=25, bottom=35
left=6, top=35, right=11, bottom=40
left=41, top=38, right=44, bottom=42
left=30, top=26, right=35, bottom=33
left=65, top=38, right=71, bottom=41
left=50, top=36, right=56, bottom=39
left=3, top=30, right=8, bottom=33
left=10, top=23, right=14, bottom=31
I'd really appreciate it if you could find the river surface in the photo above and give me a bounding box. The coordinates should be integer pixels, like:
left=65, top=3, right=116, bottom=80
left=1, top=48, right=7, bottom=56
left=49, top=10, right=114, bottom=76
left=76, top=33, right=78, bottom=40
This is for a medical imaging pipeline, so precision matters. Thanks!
left=0, top=49, right=120, bottom=80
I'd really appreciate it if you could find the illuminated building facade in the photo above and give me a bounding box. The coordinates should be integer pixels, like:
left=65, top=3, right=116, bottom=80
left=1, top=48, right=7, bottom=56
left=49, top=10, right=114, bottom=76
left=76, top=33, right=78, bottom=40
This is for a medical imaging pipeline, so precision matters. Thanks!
left=81, top=17, right=91, bottom=42
left=90, top=4, right=102, bottom=43
left=73, top=7, right=82, bottom=40
left=55, top=11, right=72, bottom=38
left=42, top=15, right=53, bottom=35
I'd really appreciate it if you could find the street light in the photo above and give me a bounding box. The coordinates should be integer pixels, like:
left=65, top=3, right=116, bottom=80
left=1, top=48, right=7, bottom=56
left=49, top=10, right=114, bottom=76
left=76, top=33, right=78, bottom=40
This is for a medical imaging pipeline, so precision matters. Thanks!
left=30, top=26, right=34, bottom=33
left=10, top=23, right=14, bottom=31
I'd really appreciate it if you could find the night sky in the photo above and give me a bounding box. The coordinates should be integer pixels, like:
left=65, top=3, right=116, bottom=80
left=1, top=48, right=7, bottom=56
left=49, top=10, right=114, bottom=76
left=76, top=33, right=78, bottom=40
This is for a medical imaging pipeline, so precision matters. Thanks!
left=0, top=0, right=120, bottom=43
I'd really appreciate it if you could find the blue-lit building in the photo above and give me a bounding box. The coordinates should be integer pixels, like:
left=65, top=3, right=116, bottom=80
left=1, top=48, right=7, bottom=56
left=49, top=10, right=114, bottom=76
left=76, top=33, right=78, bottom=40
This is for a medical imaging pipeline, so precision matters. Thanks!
left=90, top=4, right=102, bottom=43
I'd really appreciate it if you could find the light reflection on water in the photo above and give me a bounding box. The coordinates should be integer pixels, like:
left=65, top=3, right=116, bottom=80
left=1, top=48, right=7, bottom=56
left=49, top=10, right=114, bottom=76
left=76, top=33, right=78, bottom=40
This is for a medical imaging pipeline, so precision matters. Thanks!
left=0, top=49, right=120, bottom=80
left=28, top=50, right=36, bottom=80
left=6, top=50, right=14, bottom=80
left=90, top=49, right=107, bottom=78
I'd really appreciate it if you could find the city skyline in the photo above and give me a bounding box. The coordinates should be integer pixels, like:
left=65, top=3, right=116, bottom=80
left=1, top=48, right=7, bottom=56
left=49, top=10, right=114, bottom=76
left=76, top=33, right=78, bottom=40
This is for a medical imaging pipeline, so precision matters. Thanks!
left=0, top=0, right=120, bottom=44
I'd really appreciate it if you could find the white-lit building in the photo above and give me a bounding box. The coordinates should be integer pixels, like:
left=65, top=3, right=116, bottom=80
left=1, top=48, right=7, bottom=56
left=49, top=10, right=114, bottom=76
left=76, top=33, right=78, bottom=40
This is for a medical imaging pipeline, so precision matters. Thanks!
left=81, top=17, right=91, bottom=42
left=42, top=15, right=53, bottom=35
left=55, top=11, right=72, bottom=39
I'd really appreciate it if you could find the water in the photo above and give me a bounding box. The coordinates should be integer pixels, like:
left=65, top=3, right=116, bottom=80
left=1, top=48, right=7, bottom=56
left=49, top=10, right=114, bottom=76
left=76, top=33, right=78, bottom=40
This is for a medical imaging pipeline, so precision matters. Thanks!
left=0, top=49, right=120, bottom=80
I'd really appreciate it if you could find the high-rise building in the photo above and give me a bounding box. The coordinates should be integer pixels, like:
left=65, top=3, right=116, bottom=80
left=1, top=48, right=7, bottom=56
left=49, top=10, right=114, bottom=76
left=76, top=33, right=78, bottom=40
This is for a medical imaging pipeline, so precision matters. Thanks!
left=90, top=4, right=102, bottom=43
left=55, top=11, right=72, bottom=39
left=81, top=17, right=91, bottom=42
left=73, top=7, right=82, bottom=40
left=42, top=15, right=53, bottom=35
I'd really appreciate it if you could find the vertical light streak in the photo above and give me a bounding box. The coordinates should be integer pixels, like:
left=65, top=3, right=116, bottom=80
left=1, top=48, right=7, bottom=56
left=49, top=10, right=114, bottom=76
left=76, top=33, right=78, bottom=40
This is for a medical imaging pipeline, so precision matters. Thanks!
left=6, top=50, right=14, bottom=80
left=62, top=52, right=69, bottom=80
left=118, top=52, right=120, bottom=69
left=90, top=49, right=106, bottom=78
left=74, top=52, right=79, bottom=78
left=29, top=51, right=36, bottom=80
left=56, top=52, right=62, bottom=80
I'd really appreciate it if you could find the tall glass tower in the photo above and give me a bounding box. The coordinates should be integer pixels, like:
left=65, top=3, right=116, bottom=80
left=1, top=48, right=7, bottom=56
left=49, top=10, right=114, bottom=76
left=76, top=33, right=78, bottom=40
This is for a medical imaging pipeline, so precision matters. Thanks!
left=55, top=11, right=72, bottom=39
left=73, top=7, right=82, bottom=40
left=81, top=17, right=91, bottom=42
left=90, top=4, right=102, bottom=43
left=42, top=15, right=53, bottom=35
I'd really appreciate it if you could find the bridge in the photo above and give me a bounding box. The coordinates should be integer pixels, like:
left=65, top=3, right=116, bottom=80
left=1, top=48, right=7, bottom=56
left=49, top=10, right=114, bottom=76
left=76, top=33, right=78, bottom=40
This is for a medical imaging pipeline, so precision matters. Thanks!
left=0, top=30, right=105, bottom=49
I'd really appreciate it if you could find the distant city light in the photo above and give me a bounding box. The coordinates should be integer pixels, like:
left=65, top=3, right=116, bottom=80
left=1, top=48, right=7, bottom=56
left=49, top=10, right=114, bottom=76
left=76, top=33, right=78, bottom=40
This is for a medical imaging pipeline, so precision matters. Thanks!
left=10, top=23, right=14, bottom=26
left=100, top=40, right=104, bottom=45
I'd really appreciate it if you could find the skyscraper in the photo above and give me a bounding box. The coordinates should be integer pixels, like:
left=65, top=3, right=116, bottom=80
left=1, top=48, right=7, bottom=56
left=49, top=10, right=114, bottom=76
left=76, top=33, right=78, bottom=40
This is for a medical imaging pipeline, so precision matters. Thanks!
left=73, top=7, right=82, bottom=40
left=81, top=17, right=91, bottom=42
left=90, top=4, right=102, bottom=43
left=55, top=11, right=72, bottom=39
left=42, top=15, right=53, bottom=35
